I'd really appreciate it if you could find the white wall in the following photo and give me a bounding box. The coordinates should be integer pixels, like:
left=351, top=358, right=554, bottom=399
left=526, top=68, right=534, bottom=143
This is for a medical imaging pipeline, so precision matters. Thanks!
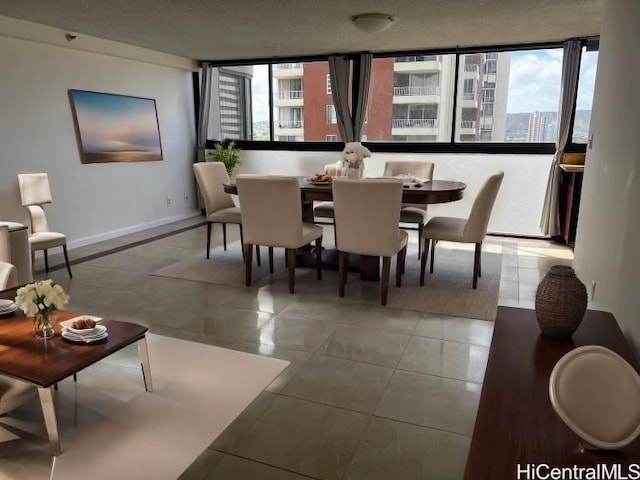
left=238, top=150, right=553, bottom=235
left=0, top=22, right=198, bottom=248
left=574, top=0, right=640, bottom=352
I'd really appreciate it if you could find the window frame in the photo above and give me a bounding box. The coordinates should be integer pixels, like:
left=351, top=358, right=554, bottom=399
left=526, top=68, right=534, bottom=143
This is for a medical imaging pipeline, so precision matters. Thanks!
left=199, top=38, right=595, bottom=155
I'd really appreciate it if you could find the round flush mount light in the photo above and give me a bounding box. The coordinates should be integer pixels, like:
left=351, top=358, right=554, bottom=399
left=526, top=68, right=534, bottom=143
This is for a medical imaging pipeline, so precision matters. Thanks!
left=351, top=13, right=395, bottom=34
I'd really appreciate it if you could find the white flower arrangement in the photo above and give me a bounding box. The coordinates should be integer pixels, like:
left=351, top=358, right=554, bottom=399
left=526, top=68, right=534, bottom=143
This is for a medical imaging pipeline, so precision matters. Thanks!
left=15, top=280, right=69, bottom=317
left=341, top=142, right=371, bottom=169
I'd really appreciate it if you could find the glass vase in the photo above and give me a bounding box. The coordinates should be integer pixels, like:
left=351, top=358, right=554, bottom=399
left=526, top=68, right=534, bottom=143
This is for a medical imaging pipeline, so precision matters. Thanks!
left=34, top=311, right=57, bottom=339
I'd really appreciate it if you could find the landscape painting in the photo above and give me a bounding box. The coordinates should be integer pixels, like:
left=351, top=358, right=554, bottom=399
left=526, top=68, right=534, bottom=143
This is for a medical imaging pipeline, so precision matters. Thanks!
left=69, top=90, right=163, bottom=163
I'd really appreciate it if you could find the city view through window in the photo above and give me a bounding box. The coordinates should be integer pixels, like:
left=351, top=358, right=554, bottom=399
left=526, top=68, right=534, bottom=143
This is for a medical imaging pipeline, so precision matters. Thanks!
left=215, top=48, right=597, bottom=145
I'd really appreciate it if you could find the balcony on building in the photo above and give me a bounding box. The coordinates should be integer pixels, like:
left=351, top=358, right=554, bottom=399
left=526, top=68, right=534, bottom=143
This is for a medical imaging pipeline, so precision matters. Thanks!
left=459, top=120, right=477, bottom=135
left=274, top=120, right=304, bottom=137
left=273, top=62, right=303, bottom=78
left=392, top=85, right=441, bottom=104
left=461, top=91, right=479, bottom=108
left=463, top=63, right=480, bottom=81
left=391, top=118, right=439, bottom=136
left=394, top=55, right=442, bottom=73
left=274, top=89, right=304, bottom=107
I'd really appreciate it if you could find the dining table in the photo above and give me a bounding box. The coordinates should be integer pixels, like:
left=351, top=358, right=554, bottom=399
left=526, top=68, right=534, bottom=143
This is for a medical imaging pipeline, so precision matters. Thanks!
left=223, top=176, right=467, bottom=280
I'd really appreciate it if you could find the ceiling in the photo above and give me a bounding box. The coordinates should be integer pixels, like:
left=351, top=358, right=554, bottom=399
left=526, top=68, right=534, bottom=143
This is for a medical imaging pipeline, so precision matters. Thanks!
left=0, top=0, right=603, bottom=61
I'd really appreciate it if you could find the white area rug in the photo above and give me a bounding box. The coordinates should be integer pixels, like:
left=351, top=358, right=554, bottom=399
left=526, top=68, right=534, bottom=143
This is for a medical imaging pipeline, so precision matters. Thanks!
left=0, top=335, right=288, bottom=480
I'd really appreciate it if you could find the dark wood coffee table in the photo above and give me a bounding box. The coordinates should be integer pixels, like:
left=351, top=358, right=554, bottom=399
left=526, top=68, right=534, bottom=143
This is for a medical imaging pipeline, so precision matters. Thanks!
left=464, top=306, right=640, bottom=479
left=0, top=308, right=152, bottom=456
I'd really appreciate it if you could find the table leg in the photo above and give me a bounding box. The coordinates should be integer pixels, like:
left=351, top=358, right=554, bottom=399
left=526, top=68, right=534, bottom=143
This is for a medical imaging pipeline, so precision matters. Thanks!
left=37, top=387, right=61, bottom=456
left=137, top=337, right=154, bottom=392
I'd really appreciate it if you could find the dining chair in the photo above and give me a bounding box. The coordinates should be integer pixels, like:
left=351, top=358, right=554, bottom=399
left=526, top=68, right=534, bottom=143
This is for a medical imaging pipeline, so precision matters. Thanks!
left=193, top=162, right=260, bottom=264
left=332, top=178, right=408, bottom=306
left=313, top=161, right=340, bottom=223
left=420, top=172, right=504, bottom=289
left=383, top=161, right=435, bottom=259
left=0, top=226, right=18, bottom=290
left=236, top=175, right=323, bottom=294
left=17, top=173, right=72, bottom=277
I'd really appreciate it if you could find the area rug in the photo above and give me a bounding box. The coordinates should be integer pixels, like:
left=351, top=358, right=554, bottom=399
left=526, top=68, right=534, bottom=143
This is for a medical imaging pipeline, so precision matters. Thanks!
left=0, top=335, right=288, bottom=480
left=150, top=236, right=503, bottom=321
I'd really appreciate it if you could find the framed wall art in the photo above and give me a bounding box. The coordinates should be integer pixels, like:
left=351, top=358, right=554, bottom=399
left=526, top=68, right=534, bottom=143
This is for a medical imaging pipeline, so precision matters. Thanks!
left=69, top=90, right=163, bottom=163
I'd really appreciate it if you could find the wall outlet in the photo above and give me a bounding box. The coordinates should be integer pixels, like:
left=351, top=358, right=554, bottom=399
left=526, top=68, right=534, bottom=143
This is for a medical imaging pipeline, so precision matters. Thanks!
left=166, top=197, right=172, bottom=207
left=590, top=280, right=596, bottom=301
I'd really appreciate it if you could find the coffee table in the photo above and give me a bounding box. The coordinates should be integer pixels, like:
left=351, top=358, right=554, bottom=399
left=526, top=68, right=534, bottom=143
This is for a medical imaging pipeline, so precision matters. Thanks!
left=0, top=308, right=152, bottom=456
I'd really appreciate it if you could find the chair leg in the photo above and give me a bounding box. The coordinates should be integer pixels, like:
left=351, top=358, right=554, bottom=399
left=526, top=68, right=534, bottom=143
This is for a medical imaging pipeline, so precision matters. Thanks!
left=338, top=251, right=348, bottom=297
left=206, top=222, right=212, bottom=259
left=473, top=242, right=482, bottom=289
left=239, top=225, right=245, bottom=262
left=268, top=247, right=274, bottom=274
left=381, top=256, right=391, bottom=306
left=222, top=223, right=227, bottom=251
left=286, top=248, right=297, bottom=294
left=44, top=249, right=49, bottom=274
left=62, top=245, right=72, bottom=278
left=256, top=245, right=261, bottom=266
left=396, top=246, right=407, bottom=287
left=420, top=237, right=430, bottom=286
left=315, top=237, right=322, bottom=280
left=430, top=239, right=436, bottom=274
left=332, top=220, right=337, bottom=247
left=418, top=223, right=423, bottom=259
left=243, top=243, right=253, bottom=286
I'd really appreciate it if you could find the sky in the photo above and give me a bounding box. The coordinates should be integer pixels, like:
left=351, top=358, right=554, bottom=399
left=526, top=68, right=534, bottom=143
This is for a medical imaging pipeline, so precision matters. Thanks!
left=249, top=49, right=598, bottom=122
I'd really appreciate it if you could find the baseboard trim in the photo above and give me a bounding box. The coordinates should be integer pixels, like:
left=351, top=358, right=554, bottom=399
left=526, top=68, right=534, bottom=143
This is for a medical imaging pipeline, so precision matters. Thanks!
left=66, top=212, right=201, bottom=250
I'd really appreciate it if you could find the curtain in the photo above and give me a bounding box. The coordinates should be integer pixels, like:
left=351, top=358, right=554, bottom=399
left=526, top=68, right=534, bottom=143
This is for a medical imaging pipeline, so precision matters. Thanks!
left=539, top=40, right=582, bottom=236
left=328, top=55, right=353, bottom=142
left=352, top=54, right=373, bottom=141
left=196, top=62, right=213, bottom=163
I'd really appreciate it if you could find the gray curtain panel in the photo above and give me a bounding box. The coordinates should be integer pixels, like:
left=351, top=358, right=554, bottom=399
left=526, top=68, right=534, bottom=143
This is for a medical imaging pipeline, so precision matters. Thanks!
left=540, top=39, right=582, bottom=236
left=352, top=54, right=373, bottom=141
left=196, top=62, right=213, bottom=163
left=329, top=55, right=353, bottom=142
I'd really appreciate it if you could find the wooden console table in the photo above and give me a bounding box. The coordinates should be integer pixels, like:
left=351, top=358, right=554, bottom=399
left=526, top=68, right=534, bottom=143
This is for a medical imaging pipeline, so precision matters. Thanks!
left=464, top=307, right=640, bottom=479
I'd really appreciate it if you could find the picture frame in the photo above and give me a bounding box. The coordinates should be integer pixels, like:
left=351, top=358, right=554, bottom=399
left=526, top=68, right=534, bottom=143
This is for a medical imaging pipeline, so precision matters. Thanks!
left=69, top=90, right=163, bottom=164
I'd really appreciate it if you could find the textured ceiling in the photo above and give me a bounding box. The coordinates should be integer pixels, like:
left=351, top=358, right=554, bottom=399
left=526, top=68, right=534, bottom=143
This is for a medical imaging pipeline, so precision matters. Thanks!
left=0, top=0, right=603, bottom=61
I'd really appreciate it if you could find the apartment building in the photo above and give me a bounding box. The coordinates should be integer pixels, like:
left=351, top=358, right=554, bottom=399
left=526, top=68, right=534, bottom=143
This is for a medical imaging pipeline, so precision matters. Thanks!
left=271, top=53, right=509, bottom=142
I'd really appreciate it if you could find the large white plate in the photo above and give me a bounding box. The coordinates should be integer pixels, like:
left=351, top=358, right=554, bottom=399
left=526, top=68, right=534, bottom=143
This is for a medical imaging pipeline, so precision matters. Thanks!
left=62, top=329, right=108, bottom=343
left=60, top=315, right=104, bottom=335
left=0, top=299, right=15, bottom=308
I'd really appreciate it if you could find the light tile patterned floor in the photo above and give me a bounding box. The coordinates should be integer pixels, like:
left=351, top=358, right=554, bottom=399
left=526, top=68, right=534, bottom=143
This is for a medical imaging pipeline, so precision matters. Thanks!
left=25, top=220, right=573, bottom=480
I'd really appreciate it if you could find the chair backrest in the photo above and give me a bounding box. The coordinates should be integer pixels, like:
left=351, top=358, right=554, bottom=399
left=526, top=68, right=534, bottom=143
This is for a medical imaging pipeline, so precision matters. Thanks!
left=323, top=161, right=341, bottom=177
left=383, top=161, right=434, bottom=180
left=463, top=172, right=504, bottom=243
left=332, top=178, right=404, bottom=257
left=193, top=162, right=236, bottom=217
left=18, top=173, right=53, bottom=206
left=236, top=175, right=304, bottom=248
left=0, top=226, right=10, bottom=263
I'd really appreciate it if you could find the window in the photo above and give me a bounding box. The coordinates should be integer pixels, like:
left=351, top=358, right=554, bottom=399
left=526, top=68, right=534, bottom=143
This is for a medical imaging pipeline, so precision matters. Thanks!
left=326, top=74, right=332, bottom=95
left=326, top=105, right=337, bottom=124
left=326, top=134, right=337, bottom=142
left=454, top=49, right=563, bottom=142
left=207, top=67, right=258, bottom=141
left=572, top=46, right=598, bottom=144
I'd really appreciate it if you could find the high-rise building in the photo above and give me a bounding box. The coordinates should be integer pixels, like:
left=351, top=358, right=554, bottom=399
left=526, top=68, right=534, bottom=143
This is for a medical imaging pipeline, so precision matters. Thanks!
left=209, top=66, right=253, bottom=141
left=271, top=53, right=510, bottom=143
left=527, top=111, right=547, bottom=142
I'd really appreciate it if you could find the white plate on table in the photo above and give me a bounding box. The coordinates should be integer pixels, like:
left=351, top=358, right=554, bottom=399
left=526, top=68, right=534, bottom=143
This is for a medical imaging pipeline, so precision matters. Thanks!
left=0, top=300, right=18, bottom=316
left=62, top=328, right=108, bottom=343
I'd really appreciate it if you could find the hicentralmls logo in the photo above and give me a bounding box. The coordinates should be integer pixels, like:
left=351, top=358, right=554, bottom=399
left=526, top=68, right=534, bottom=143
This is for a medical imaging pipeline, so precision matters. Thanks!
left=516, top=464, right=640, bottom=480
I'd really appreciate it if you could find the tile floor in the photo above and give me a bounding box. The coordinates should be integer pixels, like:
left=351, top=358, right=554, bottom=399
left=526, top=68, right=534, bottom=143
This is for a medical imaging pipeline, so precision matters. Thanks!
left=29, top=218, right=573, bottom=480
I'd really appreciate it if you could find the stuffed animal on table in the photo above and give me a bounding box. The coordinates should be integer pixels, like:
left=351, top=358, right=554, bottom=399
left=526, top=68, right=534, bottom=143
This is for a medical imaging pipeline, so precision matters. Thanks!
left=340, top=142, right=371, bottom=177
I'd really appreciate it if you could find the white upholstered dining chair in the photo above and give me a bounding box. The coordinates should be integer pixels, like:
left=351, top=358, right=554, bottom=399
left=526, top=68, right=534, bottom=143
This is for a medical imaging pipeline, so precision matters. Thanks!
left=17, top=173, right=72, bottom=277
left=383, top=161, right=435, bottom=259
left=0, top=226, right=18, bottom=290
left=420, top=172, right=504, bottom=289
left=236, top=175, right=323, bottom=294
left=313, top=161, right=341, bottom=224
left=332, top=178, right=408, bottom=306
left=193, top=162, right=260, bottom=264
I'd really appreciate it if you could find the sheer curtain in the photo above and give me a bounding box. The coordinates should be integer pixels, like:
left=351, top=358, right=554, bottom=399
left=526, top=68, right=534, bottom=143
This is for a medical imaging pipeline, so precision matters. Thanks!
left=540, top=40, right=582, bottom=236
left=196, top=62, right=213, bottom=163
left=328, top=54, right=373, bottom=142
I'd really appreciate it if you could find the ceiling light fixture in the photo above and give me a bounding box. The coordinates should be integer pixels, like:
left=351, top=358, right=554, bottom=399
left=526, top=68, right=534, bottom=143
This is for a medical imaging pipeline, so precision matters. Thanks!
left=351, top=13, right=395, bottom=34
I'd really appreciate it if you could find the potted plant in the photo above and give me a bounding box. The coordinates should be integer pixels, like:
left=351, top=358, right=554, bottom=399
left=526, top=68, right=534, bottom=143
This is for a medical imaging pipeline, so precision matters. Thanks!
left=207, top=141, right=241, bottom=177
